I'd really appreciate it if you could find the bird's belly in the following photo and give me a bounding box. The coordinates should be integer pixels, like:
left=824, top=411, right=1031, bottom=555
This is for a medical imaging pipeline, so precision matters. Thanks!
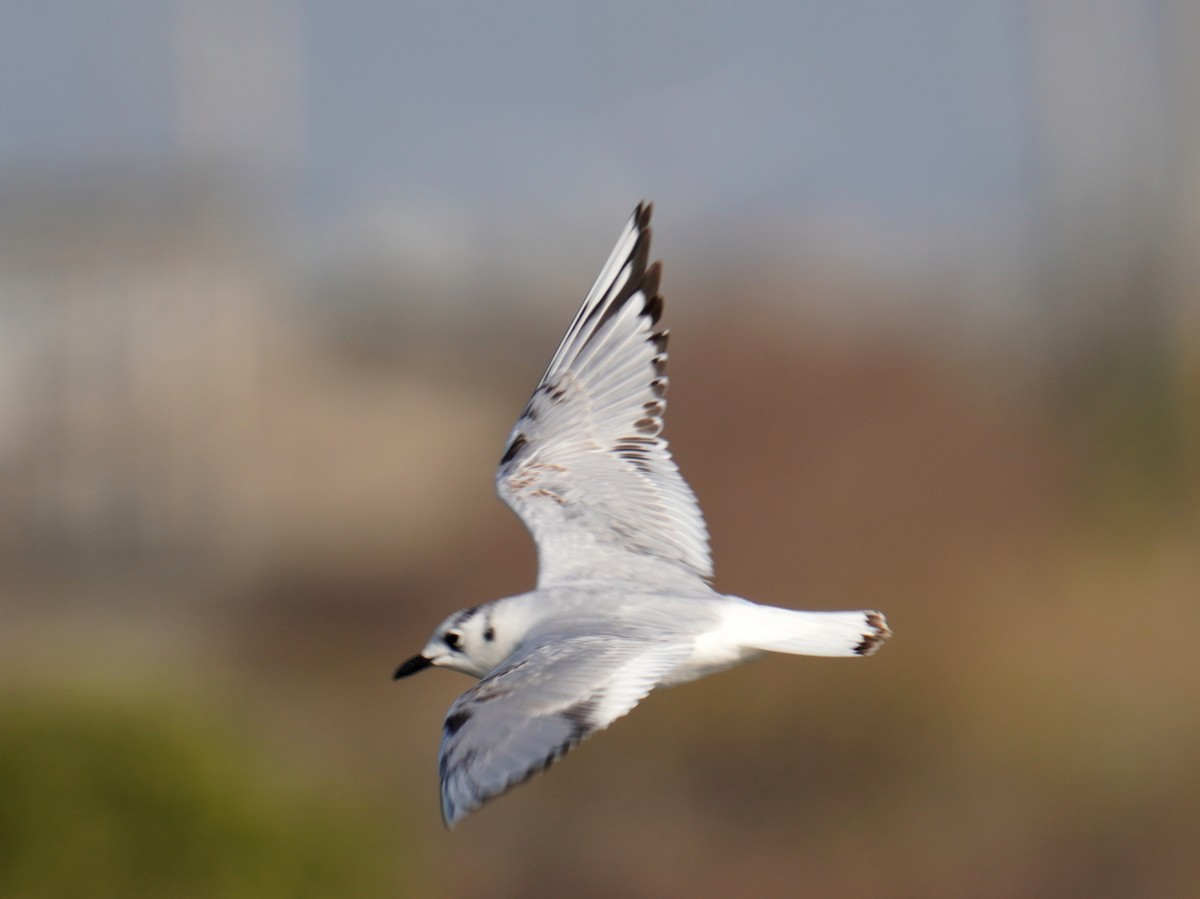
left=659, top=632, right=762, bottom=687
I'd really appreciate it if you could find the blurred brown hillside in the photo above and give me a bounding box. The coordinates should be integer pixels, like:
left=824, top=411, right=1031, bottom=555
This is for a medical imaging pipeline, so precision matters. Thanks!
left=2, top=185, right=1197, bottom=897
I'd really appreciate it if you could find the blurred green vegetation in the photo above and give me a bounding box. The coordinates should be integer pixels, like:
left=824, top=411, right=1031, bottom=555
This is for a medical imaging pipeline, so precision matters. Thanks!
left=0, top=691, right=409, bottom=899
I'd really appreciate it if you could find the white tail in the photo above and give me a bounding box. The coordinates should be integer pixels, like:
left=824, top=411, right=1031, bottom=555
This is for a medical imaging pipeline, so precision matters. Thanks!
left=729, top=604, right=891, bottom=658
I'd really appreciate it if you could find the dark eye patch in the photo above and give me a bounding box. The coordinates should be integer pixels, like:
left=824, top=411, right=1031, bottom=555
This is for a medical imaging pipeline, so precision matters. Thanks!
left=444, top=632, right=462, bottom=650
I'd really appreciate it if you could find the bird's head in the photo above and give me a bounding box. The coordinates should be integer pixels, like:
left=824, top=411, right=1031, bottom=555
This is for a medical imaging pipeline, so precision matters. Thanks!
left=393, top=606, right=510, bottom=680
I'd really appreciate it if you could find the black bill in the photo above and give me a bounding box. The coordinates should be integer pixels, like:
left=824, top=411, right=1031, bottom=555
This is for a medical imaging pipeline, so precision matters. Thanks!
left=393, top=654, right=434, bottom=680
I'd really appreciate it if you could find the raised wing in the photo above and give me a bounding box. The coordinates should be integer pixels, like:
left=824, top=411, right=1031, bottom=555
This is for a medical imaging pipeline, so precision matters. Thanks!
left=438, top=632, right=688, bottom=827
left=496, top=204, right=712, bottom=585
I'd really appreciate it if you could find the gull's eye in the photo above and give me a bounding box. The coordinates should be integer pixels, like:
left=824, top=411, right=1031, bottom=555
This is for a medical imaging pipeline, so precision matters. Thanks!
left=444, top=631, right=462, bottom=650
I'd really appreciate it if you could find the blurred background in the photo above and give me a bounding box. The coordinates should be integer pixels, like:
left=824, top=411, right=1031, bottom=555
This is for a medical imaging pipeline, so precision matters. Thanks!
left=2, top=1, right=1198, bottom=896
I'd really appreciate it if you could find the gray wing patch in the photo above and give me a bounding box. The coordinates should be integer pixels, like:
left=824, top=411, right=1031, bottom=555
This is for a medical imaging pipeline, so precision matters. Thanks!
left=438, top=634, right=687, bottom=827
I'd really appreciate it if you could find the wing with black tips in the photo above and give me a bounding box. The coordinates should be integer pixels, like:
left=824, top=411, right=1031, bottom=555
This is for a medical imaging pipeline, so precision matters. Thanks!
left=495, top=204, right=712, bottom=585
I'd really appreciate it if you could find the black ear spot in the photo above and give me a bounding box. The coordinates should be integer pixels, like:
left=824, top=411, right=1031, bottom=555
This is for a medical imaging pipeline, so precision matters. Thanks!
left=484, top=626, right=495, bottom=642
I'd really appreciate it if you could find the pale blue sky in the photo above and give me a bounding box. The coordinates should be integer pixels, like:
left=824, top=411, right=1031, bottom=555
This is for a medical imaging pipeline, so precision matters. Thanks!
left=0, top=0, right=1179, bottom=326
left=1, top=1, right=1033, bottom=226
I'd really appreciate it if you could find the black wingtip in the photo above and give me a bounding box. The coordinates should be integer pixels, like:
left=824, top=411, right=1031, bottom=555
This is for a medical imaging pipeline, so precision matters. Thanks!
left=642, top=262, right=664, bottom=324
left=580, top=206, right=662, bottom=340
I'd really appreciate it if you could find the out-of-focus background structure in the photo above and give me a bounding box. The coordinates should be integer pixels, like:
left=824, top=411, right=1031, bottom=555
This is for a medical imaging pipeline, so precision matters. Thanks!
left=2, top=2, right=1198, bottom=896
